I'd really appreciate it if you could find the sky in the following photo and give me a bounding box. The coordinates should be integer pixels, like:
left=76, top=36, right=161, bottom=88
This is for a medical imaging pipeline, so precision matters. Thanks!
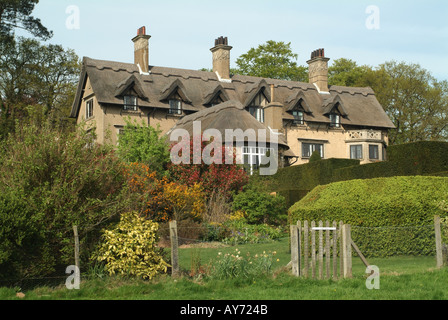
left=21, top=0, right=448, bottom=81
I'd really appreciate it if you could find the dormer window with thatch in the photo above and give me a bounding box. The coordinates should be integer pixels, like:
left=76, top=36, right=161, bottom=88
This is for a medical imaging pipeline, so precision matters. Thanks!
left=169, top=98, right=182, bottom=115
left=123, top=95, right=138, bottom=111
left=329, top=112, right=341, bottom=128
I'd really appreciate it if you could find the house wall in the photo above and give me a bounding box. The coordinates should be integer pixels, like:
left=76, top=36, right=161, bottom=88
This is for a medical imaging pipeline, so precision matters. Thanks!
left=101, top=107, right=180, bottom=146
left=285, top=122, right=389, bottom=165
left=77, top=76, right=106, bottom=143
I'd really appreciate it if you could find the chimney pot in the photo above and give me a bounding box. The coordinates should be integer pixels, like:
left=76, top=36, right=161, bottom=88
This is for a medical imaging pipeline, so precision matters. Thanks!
left=307, top=48, right=330, bottom=92
left=132, top=27, right=151, bottom=74
left=137, top=26, right=146, bottom=36
left=211, top=36, right=233, bottom=81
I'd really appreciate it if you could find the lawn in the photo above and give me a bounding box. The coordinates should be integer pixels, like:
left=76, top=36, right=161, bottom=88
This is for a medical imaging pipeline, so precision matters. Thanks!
left=1, top=238, right=446, bottom=301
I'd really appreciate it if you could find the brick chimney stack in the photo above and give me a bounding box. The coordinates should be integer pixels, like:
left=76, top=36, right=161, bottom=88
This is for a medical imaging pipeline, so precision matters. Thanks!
left=132, top=26, right=151, bottom=74
left=210, top=36, right=232, bottom=81
left=307, top=48, right=330, bottom=93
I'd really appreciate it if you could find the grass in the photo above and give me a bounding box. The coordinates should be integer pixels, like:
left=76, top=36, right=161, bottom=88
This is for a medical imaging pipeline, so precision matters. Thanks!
left=1, top=238, right=447, bottom=300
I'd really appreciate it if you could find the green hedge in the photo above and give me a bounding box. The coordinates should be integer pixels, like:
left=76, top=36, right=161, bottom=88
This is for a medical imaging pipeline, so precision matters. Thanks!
left=289, top=176, right=448, bottom=257
left=334, top=141, right=448, bottom=181
left=270, top=158, right=359, bottom=207
left=272, top=141, right=448, bottom=207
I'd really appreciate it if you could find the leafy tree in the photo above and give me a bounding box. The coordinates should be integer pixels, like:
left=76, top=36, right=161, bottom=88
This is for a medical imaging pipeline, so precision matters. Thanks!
left=328, top=58, right=448, bottom=145
left=361, top=61, right=448, bottom=145
left=117, top=118, right=171, bottom=174
left=0, top=0, right=52, bottom=42
left=234, top=40, right=308, bottom=82
left=0, top=122, right=132, bottom=280
left=0, top=37, right=80, bottom=135
left=328, top=58, right=370, bottom=87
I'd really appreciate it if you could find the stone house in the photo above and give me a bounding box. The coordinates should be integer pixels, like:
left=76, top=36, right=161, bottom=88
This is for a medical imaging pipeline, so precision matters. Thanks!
left=70, top=26, right=395, bottom=172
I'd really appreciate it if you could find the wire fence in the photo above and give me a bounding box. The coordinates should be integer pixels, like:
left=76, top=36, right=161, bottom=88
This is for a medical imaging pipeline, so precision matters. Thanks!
left=1, top=218, right=446, bottom=290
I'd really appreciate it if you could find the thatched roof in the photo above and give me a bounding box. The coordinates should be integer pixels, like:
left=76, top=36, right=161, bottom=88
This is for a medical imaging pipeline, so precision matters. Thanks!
left=71, top=57, right=395, bottom=130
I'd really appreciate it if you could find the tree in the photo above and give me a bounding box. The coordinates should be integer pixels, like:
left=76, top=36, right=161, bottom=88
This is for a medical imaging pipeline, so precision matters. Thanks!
left=328, top=58, right=370, bottom=87
left=0, top=122, right=132, bottom=280
left=362, top=61, right=448, bottom=145
left=327, top=58, right=448, bottom=145
left=117, top=118, right=171, bottom=173
left=0, top=0, right=52, bottom=42
left=0, top=37, right=80, bottom=135
left=234, top=40, right=308, bottom=82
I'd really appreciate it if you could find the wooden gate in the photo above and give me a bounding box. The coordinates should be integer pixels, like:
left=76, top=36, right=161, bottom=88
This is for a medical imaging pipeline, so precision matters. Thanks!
left=290, top=220, right=353, bottom=279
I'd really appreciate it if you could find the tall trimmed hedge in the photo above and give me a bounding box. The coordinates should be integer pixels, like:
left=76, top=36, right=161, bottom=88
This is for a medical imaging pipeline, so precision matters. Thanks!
left=289, top=176, right=448, bottom=257
left=271, top=141, right=448, bottom=207
left=270, top=158, right=359, bottom=207
left=334, top=141, right=448, bottom=181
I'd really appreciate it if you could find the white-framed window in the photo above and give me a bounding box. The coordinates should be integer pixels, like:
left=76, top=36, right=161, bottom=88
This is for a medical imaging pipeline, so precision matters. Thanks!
left=169, top=99, right=182, bottom=115
left=302, top=143, right=324, bottom=158
left=248, top=91, right=268, bottom=123
left=123, top=95, right=137, bottom=111
left=248, top=106, right=264, bottom=123
left=242, top=146, right=274, bottom=175
left=86, top=99, right=93, bottom=119
left=329, top=113, right=340, bottom=128
left=350, top=144, right=363, bottom=159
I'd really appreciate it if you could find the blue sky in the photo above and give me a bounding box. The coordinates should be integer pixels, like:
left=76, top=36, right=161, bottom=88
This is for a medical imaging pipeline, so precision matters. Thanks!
left=24, top=0, right=448, bottom=81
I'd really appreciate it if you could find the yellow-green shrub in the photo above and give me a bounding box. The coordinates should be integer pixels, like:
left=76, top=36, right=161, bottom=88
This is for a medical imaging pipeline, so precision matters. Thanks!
left=95, top=211, right=168, bottom=279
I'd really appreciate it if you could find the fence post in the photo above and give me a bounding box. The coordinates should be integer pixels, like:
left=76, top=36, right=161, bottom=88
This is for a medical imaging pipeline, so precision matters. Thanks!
left=325, top=220, right=331, bottom=279
left=73, top=225, right=80, bottom=271
left=303, top=220, right=309, bottom=278
left=339, top=221, right=343, bottom=278
left=311, top=221, right=316, bottom=279
left=169, top=220, right=180, bottom=277
left=332, top=221, right=338, bottom=279
left=318, top=220, right=323, bottom=279
left=342, top=224, right=352, bottom=278
left=435, top=215, right=443, bottom=268
left=290, top=223, right=300, bottom=277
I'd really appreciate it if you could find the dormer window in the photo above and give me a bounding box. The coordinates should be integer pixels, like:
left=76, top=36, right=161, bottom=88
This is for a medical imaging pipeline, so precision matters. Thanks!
left=123, top=95, right=137, bottom=111
left=169, top=99, right=182, bottom=115
left=247, top=91, right=268, bottom=123
left=209, top=95, right=224, bottom=107
left=292, top=110, right=304, bottom=125
left=329, top=113, right=340, bottom=128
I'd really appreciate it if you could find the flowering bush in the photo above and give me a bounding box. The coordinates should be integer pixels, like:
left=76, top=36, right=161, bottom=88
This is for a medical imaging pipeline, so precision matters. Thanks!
left=168, top=134, right=249, bottom=200
left=125, top=163, right=206, bottom=222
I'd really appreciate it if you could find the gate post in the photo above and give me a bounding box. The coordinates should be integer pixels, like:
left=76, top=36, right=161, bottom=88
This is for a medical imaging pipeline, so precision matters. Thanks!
left=342, top=224, right=352, bottom=278
left=290, top=223, right=301, bottom=277
left=435, top=215, right=444, bottom=268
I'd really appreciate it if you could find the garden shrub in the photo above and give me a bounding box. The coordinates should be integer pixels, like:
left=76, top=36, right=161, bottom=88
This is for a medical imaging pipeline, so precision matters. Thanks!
left=0, top=123, right=130, bottom=281
left=231, top=185, right=287, bottom=225
left=289, top=176, right=448, bottom=257
left=95, top=211, right=168, bottom=280
left=222, top=220, right=283, bottom=245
